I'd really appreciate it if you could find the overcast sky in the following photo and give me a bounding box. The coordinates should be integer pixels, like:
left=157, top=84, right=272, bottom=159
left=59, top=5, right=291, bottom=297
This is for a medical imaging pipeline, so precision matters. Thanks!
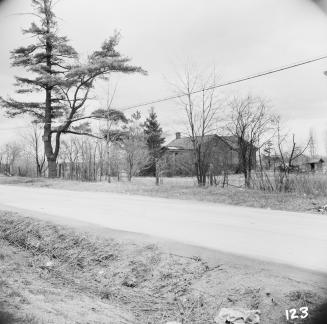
left=1, top=0, right=327, bottom=152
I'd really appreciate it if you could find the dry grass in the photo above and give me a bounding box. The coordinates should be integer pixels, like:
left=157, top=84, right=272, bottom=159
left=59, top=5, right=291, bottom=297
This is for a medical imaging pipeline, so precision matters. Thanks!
left=0, top=211, right=326, bottom=323
left=288, top=173, right=327, bottom=196
left=0, top=238, right=136, bottom=324
left=0, top=309, right=39, bottom=324
left=251, top=172, right=327, bottom=197
left=0, top=211, right=211, bottom=323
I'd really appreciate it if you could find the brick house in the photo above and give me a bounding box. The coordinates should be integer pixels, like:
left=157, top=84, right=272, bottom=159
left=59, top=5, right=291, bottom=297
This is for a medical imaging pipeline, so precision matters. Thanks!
left=162, top=132, right=257, bottom=176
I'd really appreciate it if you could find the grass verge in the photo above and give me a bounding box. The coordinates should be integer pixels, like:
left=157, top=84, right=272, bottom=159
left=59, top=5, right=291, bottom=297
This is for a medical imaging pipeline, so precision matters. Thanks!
left=0, top=175, right=327, bottom=214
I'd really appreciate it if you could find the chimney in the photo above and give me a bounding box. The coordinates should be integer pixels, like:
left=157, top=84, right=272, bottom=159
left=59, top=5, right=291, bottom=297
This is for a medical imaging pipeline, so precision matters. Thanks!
left=175, top=132, right=181, bottom=139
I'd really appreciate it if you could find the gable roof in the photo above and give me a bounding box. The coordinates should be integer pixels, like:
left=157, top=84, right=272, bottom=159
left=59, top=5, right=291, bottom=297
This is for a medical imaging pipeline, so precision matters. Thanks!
left=166, top=135, right=240, bottom=150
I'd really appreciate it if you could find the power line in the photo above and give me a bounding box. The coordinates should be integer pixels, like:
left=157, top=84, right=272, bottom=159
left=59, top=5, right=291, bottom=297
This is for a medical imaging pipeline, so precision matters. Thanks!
left=1, top=53, right=327, bottom=131
left=117, top=53, right=327, bottom=111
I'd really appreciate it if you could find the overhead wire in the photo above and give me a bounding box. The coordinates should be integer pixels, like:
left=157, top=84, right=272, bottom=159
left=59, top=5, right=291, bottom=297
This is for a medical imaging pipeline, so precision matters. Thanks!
left=117, top=53, right=327, bottom=111
left=0, top=53, right=327, bottom=131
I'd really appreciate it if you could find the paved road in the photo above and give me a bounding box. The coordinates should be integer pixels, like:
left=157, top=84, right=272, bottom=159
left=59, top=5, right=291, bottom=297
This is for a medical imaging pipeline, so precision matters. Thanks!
left=0, top=185, right=326, bottom=273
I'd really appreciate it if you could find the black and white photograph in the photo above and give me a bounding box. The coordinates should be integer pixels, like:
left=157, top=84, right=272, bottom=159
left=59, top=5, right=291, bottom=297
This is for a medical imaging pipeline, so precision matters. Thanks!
left=0, top=0, right=327, bottom=323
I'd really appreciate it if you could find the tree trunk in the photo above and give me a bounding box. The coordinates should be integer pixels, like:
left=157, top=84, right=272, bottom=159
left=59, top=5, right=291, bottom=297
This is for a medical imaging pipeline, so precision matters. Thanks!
left=155, top=158, right=159, bottom=186
left=155, top=171, right=159, bottom=185
left=48, top=159, right=57, bottom=178
left=194, top=146, right=207, bottom=186
left=36, top=160, right=41, bottom=177
left=244, top=166, right=253, bottom=188
left=107, top=141, right=111, bottom=183
left=43, top=18, right=57, bottom=179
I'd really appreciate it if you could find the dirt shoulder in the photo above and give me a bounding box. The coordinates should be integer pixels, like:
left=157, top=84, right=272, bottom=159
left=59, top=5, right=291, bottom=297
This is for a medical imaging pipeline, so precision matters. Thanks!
left=0, top=175, right=326, bottom=214
left=0, top=210, right=326, bottom=324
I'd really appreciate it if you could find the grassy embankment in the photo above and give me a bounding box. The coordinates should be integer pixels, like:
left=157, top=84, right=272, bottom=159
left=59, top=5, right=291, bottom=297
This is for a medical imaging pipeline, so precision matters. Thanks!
left=0, top=211, right=326, bottom=323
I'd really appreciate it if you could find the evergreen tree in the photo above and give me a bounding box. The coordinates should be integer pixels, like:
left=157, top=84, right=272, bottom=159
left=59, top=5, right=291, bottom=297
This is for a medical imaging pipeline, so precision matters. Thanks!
left=0, top=0, right=145, bottom=178
left=143, top=108, right=165, bottom=176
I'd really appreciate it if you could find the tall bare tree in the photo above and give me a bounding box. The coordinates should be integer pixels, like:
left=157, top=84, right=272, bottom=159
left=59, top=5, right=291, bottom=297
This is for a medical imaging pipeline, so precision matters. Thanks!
left=173, top=66, right=222, bottom=186
left=23, top=123, right=46, bottom=177
left=94, top=81, right=128, bottom=182
left=226, top=96, right=274, bottom=187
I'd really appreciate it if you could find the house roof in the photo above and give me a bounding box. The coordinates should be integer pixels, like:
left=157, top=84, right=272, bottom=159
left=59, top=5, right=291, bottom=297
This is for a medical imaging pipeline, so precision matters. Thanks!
left=305, top=158, right=325, bottom=164
left=166, top=135, right=240, bottom=150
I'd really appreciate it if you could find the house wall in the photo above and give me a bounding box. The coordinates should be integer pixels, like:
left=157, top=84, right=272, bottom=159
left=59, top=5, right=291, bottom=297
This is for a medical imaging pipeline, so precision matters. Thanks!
left=208, top=140, right=239, bottom=173
left=163, top=150, right=194, bottom=176
left=163, top=137, right=256, bottom=176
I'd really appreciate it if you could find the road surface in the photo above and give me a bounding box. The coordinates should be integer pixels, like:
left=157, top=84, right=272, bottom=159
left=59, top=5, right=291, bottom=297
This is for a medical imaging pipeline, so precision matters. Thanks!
left=0, top=185, right=326, bottom=273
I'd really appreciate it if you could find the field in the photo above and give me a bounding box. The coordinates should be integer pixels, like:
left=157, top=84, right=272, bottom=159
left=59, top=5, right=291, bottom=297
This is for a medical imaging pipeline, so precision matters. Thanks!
left=0, top=174, right=327, bottom=214
left=1, top=211, right=327, bottom=324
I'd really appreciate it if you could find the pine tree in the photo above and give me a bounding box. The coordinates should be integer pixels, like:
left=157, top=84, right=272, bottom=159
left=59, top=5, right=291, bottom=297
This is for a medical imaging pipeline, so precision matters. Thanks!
left=0, top=0, right=146, bottom=178
left=143, top=108, right=165, bottom=176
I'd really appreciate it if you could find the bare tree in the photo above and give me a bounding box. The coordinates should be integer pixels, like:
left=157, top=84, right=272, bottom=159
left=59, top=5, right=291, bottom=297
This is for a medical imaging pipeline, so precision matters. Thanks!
left=276, top=116, right=310, bottom=176
left=23, top=123, right=46, bottom=177
left=60, top=136, right=79, bottom=179
left=56, top=133, right=121, bottom=181
left=0, top=142, right=22, bottom=175
left=173, top=66, right=222, bottom=186
left=92, top=80, right=129, bottom=182
left=96, top=139, right=106, bottom=181
left=109, top=142, right=125, bottom=181
left=226, top=96, right=274, bottom=187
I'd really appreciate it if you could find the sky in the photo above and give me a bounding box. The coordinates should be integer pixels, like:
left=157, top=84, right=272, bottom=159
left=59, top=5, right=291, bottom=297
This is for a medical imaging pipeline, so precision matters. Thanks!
left=0, top=0, right=327, bottom=153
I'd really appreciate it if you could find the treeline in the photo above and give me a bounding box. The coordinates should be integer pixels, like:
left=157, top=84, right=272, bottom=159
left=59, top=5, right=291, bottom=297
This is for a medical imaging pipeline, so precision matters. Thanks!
left=0, top=0, right=323, bottom=190
left=0, top=109, right=166, bottom=182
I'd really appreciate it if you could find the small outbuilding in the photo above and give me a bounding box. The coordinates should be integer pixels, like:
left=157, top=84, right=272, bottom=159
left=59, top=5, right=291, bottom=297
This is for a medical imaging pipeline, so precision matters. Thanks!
left=302, top=158, right=325, bottom=172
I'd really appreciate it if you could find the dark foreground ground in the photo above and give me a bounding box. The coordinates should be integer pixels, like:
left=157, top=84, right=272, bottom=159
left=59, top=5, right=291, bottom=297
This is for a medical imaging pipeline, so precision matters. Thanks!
left=0, top=210, right=327, bottom=323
